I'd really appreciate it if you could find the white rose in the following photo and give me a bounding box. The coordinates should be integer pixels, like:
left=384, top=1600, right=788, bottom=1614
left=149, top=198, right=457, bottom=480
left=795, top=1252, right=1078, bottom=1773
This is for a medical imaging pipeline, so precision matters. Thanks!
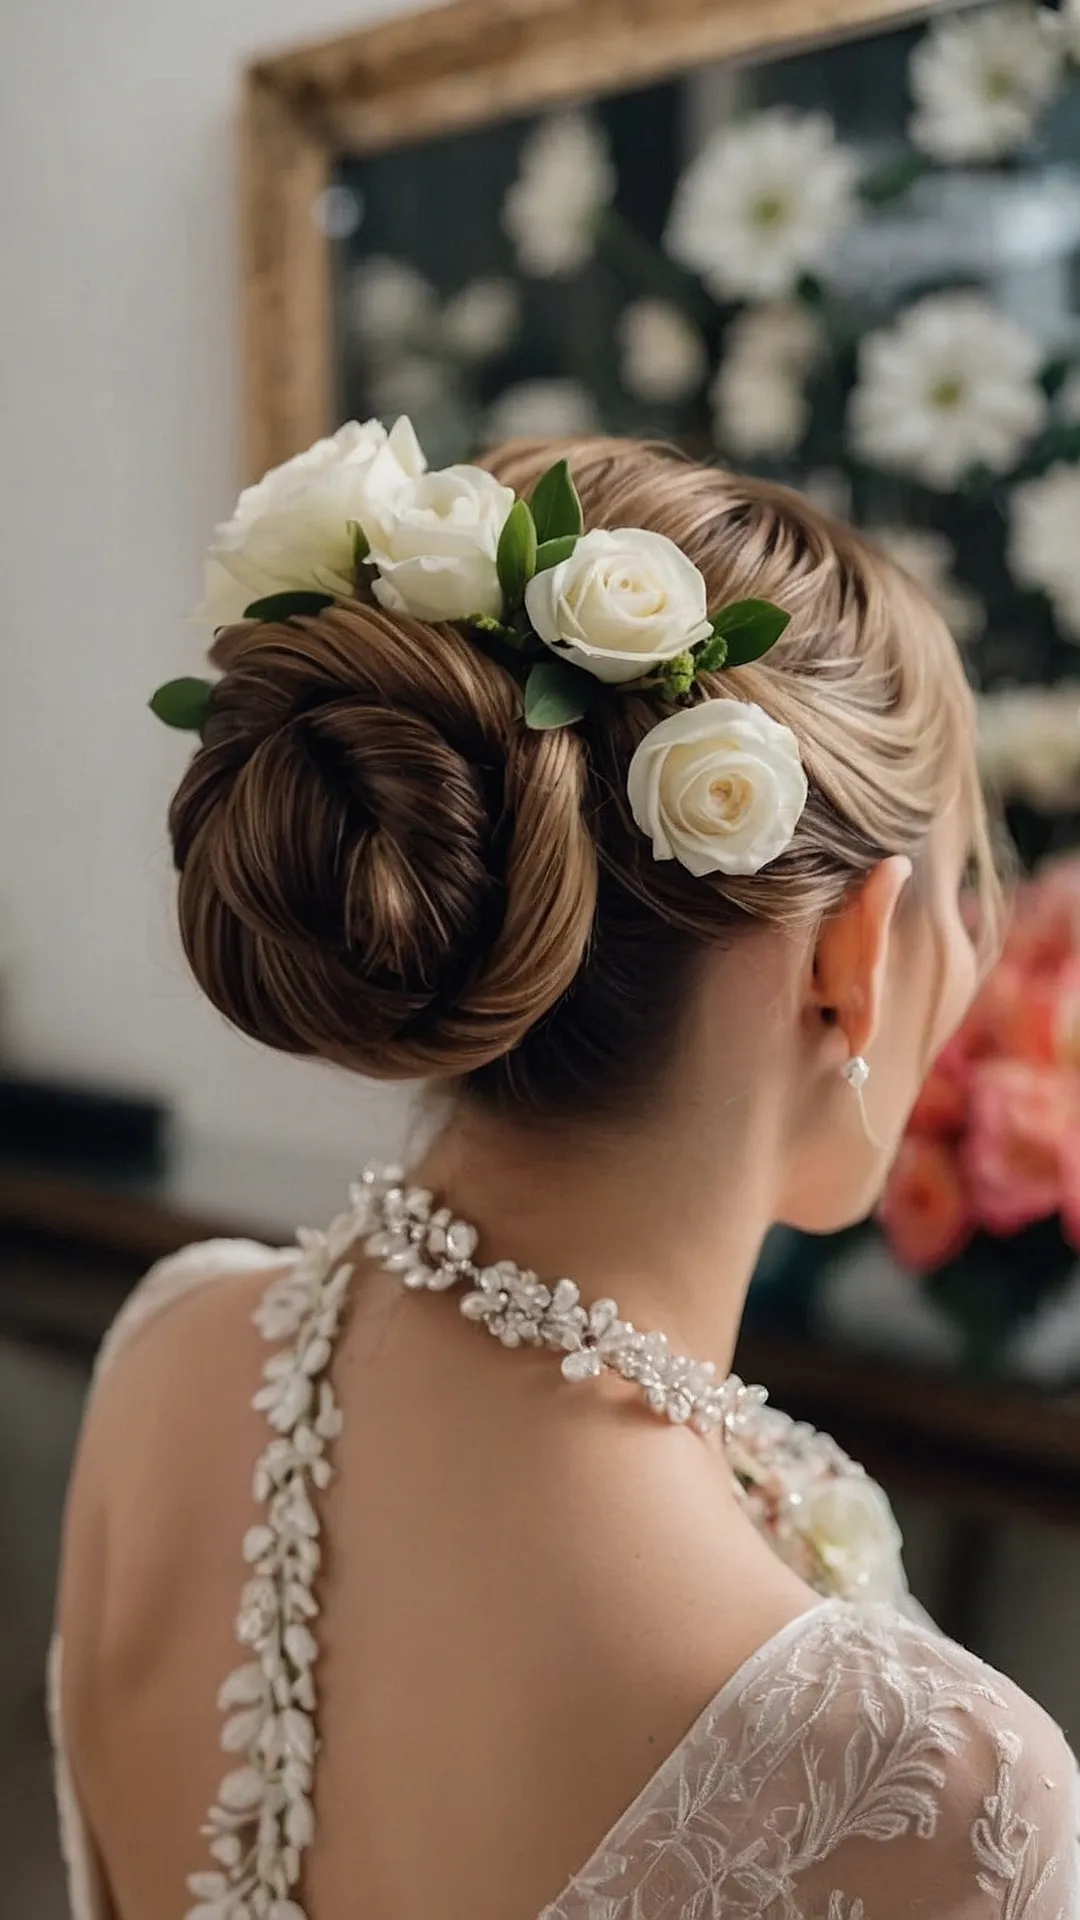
left=368, top=464, right=516, bottom=622
left=196, top=416, right=426, bottom=627
left=524, top=528, right=712, bottom=685
left=799, top=1474, right=903, bottom=1603
left=626, top=699, right=807, bottom=878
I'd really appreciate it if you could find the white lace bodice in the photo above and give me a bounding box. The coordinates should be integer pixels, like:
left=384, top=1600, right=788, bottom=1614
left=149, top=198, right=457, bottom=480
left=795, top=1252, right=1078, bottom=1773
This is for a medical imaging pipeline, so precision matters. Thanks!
left=52, top=1222, right=1080, bottom=1920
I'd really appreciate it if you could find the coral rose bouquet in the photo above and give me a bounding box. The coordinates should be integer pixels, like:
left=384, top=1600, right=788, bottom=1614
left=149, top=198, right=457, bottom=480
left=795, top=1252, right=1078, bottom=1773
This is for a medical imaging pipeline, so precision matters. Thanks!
left=879, top=855, right=1080, bottom=1374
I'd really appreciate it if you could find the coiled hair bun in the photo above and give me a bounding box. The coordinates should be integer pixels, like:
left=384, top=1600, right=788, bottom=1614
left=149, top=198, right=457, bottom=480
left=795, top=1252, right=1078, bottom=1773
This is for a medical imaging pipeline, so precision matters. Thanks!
left=167, top=602, right=598, bottom=1078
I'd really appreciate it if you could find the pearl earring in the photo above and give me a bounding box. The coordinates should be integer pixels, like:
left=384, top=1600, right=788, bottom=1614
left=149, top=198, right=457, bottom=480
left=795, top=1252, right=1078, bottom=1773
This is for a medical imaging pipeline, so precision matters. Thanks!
left=843, top=1055, right=870, bottom=1091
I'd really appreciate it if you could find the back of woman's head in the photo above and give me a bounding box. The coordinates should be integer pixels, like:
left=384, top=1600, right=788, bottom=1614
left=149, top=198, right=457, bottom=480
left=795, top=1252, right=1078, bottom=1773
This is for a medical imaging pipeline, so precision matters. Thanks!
left=168, top=434, right=995, bottom=1119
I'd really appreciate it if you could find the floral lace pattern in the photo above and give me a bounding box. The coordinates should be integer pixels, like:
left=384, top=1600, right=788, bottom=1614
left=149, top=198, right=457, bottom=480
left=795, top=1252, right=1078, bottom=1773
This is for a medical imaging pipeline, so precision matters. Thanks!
left=542, top=1604, right=1080, bottom=1920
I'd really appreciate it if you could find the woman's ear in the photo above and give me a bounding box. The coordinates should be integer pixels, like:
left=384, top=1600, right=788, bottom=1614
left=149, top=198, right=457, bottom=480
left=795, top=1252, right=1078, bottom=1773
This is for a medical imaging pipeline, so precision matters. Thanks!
left=810, top=856, right=913, bottom=1056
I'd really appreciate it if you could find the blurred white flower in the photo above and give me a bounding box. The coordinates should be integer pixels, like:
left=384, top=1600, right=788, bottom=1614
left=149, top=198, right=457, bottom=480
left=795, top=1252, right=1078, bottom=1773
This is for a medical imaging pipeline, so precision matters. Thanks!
left=978, top=683, right=1080, bottom=808
left=800, top=1475, right=903, bottom=1603
left=485, top=378, right=601, bottom=443
left=1009, top=463, right=1080, bottom=639
left=365, top=356, right=449, bottom=418
left=502, top=111, right=615, bottom=277
left=909, top=4, right=1061, bottom=161
left=665, top=108, right=860, bottom=302
left=711, top=301, right=825, bottom=459
left=802, top=469, right=852, bottom=519
left=868, top=527, right=985, bottom=643
left=727, top=301, right=825, bottom=374
left=349, top=256, right=434, bottom=346
left=617, top=299, right=707, bottom=404
left=712, top=359, right=809, bottom=458
left=849, top=292, right=1047, bottom=490
left=440, top=278, right=520, bottom=360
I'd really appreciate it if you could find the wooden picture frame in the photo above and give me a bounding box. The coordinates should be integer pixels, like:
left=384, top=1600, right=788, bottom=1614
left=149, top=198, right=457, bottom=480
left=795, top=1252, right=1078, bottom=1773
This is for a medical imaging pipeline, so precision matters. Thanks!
left=240, top=0, right=947, bottom=479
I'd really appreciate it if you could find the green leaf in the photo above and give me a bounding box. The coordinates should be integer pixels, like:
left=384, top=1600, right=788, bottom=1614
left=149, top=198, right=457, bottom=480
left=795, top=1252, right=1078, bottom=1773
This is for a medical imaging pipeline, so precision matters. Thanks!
left=859, top=151, right=928, bottom=207
left=348, top=519, right=370, bottom=566
left=529, top=459, right=584, bottom=544
left=534, top=534, right=579, bottom=574
left=243, top=590, right=336, bottom=621
left=149, top=677, right=213, bottom=733
left=496, top=498, right=538, bottom=609
left=694, top=630, right=729, bottom=674
left=523, top=659, right=595, bottom=730
left=709, top=598, right=791, bottom=667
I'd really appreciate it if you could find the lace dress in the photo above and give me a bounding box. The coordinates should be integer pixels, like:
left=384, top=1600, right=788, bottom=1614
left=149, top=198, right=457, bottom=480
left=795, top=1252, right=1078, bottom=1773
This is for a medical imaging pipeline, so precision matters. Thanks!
left=51, top=1215, right=1080, bottom=1920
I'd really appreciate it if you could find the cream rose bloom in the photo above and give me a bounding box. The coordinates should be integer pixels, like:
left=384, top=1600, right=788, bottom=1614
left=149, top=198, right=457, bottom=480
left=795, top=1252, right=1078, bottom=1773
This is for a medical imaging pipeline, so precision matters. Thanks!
left=799, top=1473, right=904, bottom=1602
left=627, top=699, right=807, bottom=877
left=524, top=528, right=712, bottom=685
left=196, top=417, right=426, bottom=626
left=367, top=465, right=516, bottom=622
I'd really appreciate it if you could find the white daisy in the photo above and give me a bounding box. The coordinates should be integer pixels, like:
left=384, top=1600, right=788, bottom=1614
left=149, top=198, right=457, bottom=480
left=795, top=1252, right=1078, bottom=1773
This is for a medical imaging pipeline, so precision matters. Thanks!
left=485, top=379, right=601, bottom=442
left=1009, top=463, right=1080, bottom=639
left=502, top=111, right=615, bottom=278
left=909, top=4, right=1062, bottom=162
left=349, top=256, right=434, bottom=347
left=617, top=300, right=707, bottom=404
left=664, top=108, right=860, bottom=303
left=849, top=292, right=1047, bottom=490
left=869, top=526, right=985, bottom=643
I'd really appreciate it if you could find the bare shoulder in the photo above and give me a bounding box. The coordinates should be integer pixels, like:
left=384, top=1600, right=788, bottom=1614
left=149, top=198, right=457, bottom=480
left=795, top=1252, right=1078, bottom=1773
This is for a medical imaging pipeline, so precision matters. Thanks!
left=58, top=1242, right=291, bottom=1690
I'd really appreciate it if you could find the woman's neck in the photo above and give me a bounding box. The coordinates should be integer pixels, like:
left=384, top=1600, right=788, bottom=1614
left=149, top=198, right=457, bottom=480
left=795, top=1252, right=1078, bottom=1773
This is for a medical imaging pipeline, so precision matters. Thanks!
left=412, top=1084, right=784, bottom=1380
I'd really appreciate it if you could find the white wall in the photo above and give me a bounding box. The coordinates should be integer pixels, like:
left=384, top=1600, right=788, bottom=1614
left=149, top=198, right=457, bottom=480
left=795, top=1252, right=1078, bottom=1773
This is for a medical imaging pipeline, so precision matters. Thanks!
left=0, top=0, right=440, bottom=1163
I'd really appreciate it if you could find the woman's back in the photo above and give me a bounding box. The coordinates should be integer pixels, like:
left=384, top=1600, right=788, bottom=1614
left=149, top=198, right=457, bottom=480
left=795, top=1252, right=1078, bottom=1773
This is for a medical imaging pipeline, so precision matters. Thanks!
left=57, top=1210, right=1080, bottom=1920
left=59, top=423, right=1080, bottom=1914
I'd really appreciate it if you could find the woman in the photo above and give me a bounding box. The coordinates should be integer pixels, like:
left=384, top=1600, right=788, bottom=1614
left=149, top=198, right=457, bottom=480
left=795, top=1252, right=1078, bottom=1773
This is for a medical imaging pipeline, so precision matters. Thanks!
left=54, top=425, right=1079, bottom=1919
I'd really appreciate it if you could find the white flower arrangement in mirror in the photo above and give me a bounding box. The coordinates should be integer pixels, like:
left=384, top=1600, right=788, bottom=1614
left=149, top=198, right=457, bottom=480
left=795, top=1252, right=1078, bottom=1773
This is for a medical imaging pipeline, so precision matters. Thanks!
left=155, top=414, right=809, bottom=882
left=185, top=1163, right=904, bottom=1920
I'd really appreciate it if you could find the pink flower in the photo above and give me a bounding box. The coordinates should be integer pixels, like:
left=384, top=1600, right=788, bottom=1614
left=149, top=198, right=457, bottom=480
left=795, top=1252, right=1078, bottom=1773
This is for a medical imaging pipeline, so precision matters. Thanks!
left=879, top=1135, right=973, bottom=1273
left=1005, top=858, right=1080, bottom=974
left=908, top=1036, right=970, bottom=1138
left=964, top=1059, right=1080, bottom=1236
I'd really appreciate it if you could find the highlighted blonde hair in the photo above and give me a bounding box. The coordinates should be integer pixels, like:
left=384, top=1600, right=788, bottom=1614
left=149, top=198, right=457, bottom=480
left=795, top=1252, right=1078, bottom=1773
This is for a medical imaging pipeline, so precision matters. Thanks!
left=168, top=436, right=998, bottom=1117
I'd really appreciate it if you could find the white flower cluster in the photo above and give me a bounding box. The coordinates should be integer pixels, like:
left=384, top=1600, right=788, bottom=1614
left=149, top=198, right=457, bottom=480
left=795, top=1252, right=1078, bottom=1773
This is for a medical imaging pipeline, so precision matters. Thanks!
left=193, top=416, right=809, bottom=881
left=185, top=1209, right=358, bottom=1920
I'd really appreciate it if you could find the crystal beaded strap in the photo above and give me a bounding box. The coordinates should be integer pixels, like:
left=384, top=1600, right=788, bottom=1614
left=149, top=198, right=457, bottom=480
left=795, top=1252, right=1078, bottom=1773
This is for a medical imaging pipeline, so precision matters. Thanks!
left=360, top=1163, right=767, bottom=1440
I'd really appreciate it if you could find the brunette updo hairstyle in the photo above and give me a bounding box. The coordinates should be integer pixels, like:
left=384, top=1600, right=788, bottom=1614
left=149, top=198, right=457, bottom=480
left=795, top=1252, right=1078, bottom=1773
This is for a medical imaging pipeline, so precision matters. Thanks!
left=168, top=437, right=996, bottom=1118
